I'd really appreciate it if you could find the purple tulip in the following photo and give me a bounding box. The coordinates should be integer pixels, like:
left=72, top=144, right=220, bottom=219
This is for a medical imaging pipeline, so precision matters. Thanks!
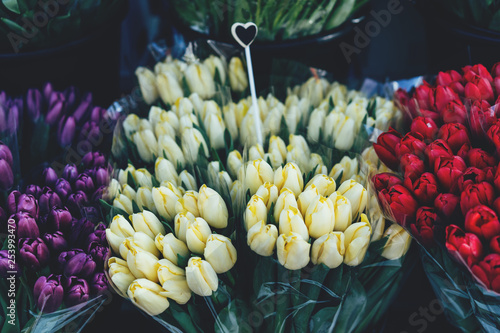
left=94, top=167, right=108, bottom=187
left=72, top=92, right=92, bottom=124
left=16, top=194, right=39, bottom=218
left=66, top=191, right=88, bottom=217
left=90, top=107, right=106, bottom=124
left=25, top=185, right=42, bottom=199
left=39, top=188, right=62, bottom=215
left=43, top=82, right=53, bottom=101
left=68, top=218, right=94, bottom=247
left=0, top=105, right=6, bottom=133
left=57, top=116, right=76, bottom=147
left=0, top=250, right=20, bottom=278
left=64, top=87, right=77, bottom=110
left=0, top=141, right=13, bottom=165
left=59, top=250, right=96, bottom=278
left=12, top=212, right=39, bottom=239
left=79, top=121, right=101, bottom=147
left=86, top=224, right=106, bottom=246
left=42, top=232, right=68, bottom=252
left=19, top=238, right=49, bottom=271
left=89, top=272, right=108, bottom=296
left=43, top=167, right=58, bottom=188
left=62, top=164, right=78, bottom=184
left=47, top=207, right=72, bottom=233
left=0, top=160, right=13, bottom=190
left=64, top=276, right=90, bottom=307
left=91, top=186, right=106, bottom=202
left=7, top=103, right=19, bottom=134
left=87, top=241, right=108, bottom=267
left=46, top=92, right=65, bottom=125
left=55, top=178, right=72, bottom=200
left=27, top=88, right=42, bottom=121
left=34, top=274, right=64, bottom=313
left=75, top=173, right=94, bottom=194
left=0, top=91, right=6, bottom=105
left=7, top=190, right=21, bottom=215
left=82, top=152, right=106, bottom=169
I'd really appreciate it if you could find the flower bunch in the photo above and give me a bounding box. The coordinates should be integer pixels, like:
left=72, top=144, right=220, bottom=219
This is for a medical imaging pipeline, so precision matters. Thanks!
left=0, top=152, right=111, bottom=319
left=373, top=63, right=500, bottom=294
left=136, top=55, right=248, bottom=105
left=0, top=83, right=113, bottom=178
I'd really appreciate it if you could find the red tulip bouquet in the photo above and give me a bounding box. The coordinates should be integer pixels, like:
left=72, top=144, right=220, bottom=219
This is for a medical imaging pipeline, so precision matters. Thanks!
left=371, top=63, right=500, bottom=332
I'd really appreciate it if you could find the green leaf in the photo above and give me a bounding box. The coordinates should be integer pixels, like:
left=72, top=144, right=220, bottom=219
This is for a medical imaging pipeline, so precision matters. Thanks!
left=127, top=171, right=137, bottom=189
left=2, top=0, right=20, bottom=14
left=132, top=200, right=141, bottom=214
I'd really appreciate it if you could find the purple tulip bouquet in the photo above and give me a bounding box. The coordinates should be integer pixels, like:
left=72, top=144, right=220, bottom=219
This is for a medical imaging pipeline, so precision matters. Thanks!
left=0, top=84, right=117, bottom=333
left=0, top=152, right=112, bottom=332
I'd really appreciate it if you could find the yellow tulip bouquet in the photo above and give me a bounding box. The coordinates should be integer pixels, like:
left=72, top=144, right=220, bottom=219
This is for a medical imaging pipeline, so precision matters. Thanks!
left=100, top=70, right=414, bottom=332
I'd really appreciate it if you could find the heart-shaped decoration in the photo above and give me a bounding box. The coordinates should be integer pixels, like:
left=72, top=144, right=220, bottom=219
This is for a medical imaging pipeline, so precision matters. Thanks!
left=231, top=22, right=258, bottom=48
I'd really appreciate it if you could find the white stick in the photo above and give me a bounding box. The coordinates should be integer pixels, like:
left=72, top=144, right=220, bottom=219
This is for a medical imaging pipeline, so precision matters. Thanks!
left=245, top=46, right=262, bottom=146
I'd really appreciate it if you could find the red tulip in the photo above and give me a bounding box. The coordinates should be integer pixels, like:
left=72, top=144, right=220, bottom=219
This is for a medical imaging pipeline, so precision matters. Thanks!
left=404, top=172, right=439, bottom=205
left=465, top=205, right=500, bottom=241
left=373, top=128, right=402, bottom=171
left=400, top=154, right=425, bottom=181
left=411, top=207, right=436, bottom=248
left=372, top=173, right=403, bottom=192
left=457, top=143, right=471, bottom=160
left=446, top=225, right=483, bottom=266
left=410, top=117, right=438, bottom=143
left=435, top=85, right=459, bottom=112
left=464, top=64, right=493, bottom=82
left=394, top=88, right=410, bottom=113
left=492, top=62, right=500, bottom=77
left=483, top=167, right=495, bottom=183
left=420, top=109, right=441, bottom=124
left=437, top=123, right=470, bottom=153
left=490, top=236, right=500, bottom=255
left=436, top=70, right=462, bottom=86
left=384, top=184, right=419, bottom=227
left=465, top=76, right=495, bottom=103
left=494, top=165, right=500, bottom=192
left=458, top=167, right=486, bottom=193
left=487, top=120, right=500, bottom=154
left=413, top=83, right=435, bottom=111
left=471, top=254, right=500, bottom=292
left=493, top=197, right=500, bottom=219
left=494, top=77, right=500, bottom=97
left=467, top=149, right=497, bottom=169
left=460, top=182, right=495, bottom=215
left=470, top=100, right=494, bottom=138
left=396, top=132, right=427, bottom=158
left=441, top=100, right=467, bottom=125
left=434, top=193, right=460, bottom=218
left=425, top=140, right=453, bottom=169
left=434, top=156, right=466, bottom=193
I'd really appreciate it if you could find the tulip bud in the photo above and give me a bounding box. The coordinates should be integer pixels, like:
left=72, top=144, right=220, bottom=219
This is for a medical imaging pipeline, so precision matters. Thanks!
left=381, top=224, right=412, bottom=260
left=186, top=217, right=212, bottom=254
left=311, top=232, right=345, bottom=268
left=64, top=276, right=90, bottom=307
left=156, top=71, right=184, bottom=105
left=186, top=257, right=218, bottom=296
left=66, top=191, right=88, bottom=217
left=205, top=113, right=226, bottom=150
left=42, top=231, right=68, bottom=252
left=181, top=128, right=209, bottom=164
left=185, top=63, right=215, bottom=99
left=204, top=55, right=227, bottom=83
left=120, top=231, right=160, bottom=259
left=152, top=185, right=182, bottom=222
left=274, top=163, right=304, bottom=197
left=155, top=233, right=190, bottom=266
left=155, top=157, right=178, bottom=185
left=247, top=221, right=278, bottom=256
left=136, top=67, right=159, bottom=104
left=174, top=212, right=196, bottom=242
left=465, top=205, right=500, bottom=241
left=343, top=216, right=372, bottom=266
left=57, top=116, right=76, bottom=147
left=126, top=244, right=160, bottom=282
left=255, top=182, right=279, bottom=210
left=228, top=57, right=248, bottom=92
left=12, top=212, right=39, bottom=239
left=43, top=167, right=59, bottom=188
left=131, top=210, right=166, bottom=240
left=121, top=185, right=137, bottom=202
left=133, top=169, right=153, bottom=189
left=47, top=207, right=73, bottom=233
left=176, top=171, right=196, bottom=192
left=19, top=238, right=50, bottom=271
left=128, top=278, right=169, bottom=316
left=337, top=180, right=367, bottom=219
left=59, top=249, right=96, bottom=278
left=198, top=185, right=228, bottom=229
left=156, top=259, right=192, bottom=304
left=157, top=135, right=185, bottom=170
left=277, top=232, right=311, bottom=270
left=105, top=179, right=120, bottom=201
left=244, top=195, right=267, bottom=231
left=330, top=194, right=352, bottom=232
left=279, top=206, right=309, bottom=241
left=446, top=225, right=483, bottom=266
left=227, top=150, right=243, bottom=179
left=132, top=129, right=158, bottom=164
left=135, top=187, right=156, bottom=214
left=113, top=194, right=134, bottom=215
left=0, top=250, right=19, bottom=278
left=240, top=111, right=264, bottom=147
left=306, top=174, right=336, bottom=197
left=25, top=185, right=42, bottom=199
left=297, top=185, right=320, bottom=216
left=106, top=215, right=136, bottom=253
left=89, top=272, right=108, bottom=296
left=204, top=234, right=237, bottom=273
left=175, top=191, right=199, bottom=217
left=34, top=275, right=64, bottom=313
left=108, top=257, right=135, bottom=295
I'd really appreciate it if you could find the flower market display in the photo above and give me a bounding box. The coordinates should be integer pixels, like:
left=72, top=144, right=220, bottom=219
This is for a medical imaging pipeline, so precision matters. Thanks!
left=372, top=63, right=500, bottom=332
left=0, top=85, right=115, bottom=332
left=101, top=64, right=414, bottom=332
